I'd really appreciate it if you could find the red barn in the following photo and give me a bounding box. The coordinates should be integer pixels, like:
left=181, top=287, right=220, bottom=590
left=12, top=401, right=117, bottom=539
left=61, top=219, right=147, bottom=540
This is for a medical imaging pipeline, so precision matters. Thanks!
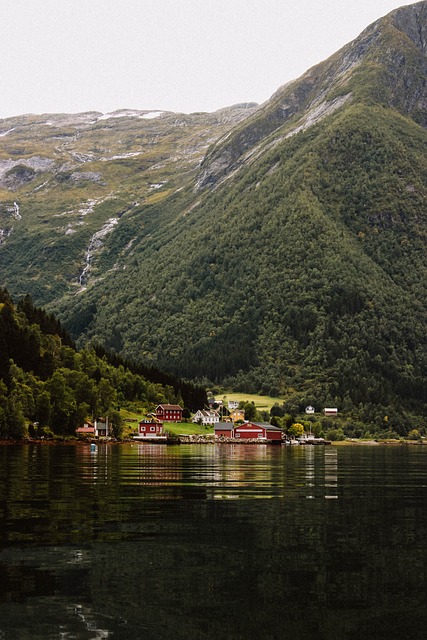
left=234, top=422, right=282, bottom=441
left=155, top=404, right=183, bottom=422
left=214, top=421, right=283, bottom=441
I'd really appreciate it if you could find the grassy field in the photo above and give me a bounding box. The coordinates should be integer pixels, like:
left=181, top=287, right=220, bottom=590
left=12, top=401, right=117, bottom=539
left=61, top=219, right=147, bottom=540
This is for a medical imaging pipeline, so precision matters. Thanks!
left=218, top=392, right=283, bottom=411
left=163, top=422, right=214, bottom=436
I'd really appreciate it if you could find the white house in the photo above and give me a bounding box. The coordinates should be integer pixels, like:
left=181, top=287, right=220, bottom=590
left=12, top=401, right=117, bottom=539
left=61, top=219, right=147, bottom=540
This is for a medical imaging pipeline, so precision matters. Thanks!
left=94, top=417, right=112, bottom=437
left=228, top=400, right=239, bottom=410
left=76, top=418, right=112, bottom=438
left=192, top=409, right=220, bottom=425
left=305, top=406, right=315, bottom=414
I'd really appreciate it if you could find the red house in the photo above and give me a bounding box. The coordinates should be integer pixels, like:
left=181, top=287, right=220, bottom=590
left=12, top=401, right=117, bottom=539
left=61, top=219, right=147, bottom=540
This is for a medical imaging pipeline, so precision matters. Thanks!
left=155, top=404, right=183, bottom=422
left=76, top=421, right=95, bottom=436
left=136, top=419, right=165, bottom=439
left=324, top=407, right=338, bottom=416
left=76, top=419, right=112, bottom=438
left=214, top=421, right=283, bottom=441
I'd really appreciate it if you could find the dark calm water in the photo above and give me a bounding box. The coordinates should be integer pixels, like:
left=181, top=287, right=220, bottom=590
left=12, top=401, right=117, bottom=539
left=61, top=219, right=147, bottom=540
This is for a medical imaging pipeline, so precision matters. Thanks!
left=0, top=443, right=426, bottom=640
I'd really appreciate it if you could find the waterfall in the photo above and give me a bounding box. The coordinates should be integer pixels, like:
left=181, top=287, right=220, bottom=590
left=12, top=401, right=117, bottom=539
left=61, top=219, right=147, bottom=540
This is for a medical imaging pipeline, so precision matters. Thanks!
left=13, top=202, right=21, bottom=220
left=78, top=218, right=118, bottom=287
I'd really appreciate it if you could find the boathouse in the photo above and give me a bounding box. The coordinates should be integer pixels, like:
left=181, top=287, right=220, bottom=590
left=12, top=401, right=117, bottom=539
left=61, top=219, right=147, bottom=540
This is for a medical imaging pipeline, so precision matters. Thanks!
left=215, top=422, right=234, bottom=437
left=214, top=421, right=283, bottom=441
left=234, top=422, right=283, bottom=441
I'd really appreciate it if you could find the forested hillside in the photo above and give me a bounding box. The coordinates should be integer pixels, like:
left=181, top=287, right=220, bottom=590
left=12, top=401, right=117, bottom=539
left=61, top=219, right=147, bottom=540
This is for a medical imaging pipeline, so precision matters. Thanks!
left=58, top=102, right=427, bottom=431
left=1, top=2, right=426, bottom=433
left=0, top=288, right=206, bottom=438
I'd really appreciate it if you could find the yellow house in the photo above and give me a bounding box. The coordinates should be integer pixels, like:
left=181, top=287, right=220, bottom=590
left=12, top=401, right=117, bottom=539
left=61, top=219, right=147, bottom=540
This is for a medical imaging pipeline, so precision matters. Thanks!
left=229, top=409, right=245, bottom=423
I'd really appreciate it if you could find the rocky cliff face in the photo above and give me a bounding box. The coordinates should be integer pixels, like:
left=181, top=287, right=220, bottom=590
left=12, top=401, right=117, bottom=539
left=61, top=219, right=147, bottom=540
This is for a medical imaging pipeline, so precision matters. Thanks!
left=390, top=0, right=427, bottom=52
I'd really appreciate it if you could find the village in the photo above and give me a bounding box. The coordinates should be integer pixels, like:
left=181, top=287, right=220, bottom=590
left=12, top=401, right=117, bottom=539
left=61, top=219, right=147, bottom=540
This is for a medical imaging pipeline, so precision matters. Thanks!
left=76, top=399, right=336, bottom=444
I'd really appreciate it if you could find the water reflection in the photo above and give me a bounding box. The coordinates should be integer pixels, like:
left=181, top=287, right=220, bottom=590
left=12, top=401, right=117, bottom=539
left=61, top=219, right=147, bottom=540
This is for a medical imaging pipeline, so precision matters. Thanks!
left=324, top=447, right=338, bottom=499
left=0, top=444, right=426, bottom=639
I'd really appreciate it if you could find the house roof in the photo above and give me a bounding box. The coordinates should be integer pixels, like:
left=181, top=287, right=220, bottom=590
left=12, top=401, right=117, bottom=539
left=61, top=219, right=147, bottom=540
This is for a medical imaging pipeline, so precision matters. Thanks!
left=214, top=422, right=234, bottom=431
left=249, top=422, right=283, bottom=432
left=157, top=404, right=183, bottom=411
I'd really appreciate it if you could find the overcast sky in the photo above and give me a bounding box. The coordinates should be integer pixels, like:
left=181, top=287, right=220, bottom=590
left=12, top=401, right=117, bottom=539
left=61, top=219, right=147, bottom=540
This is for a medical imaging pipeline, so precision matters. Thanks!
left=0, top=0, right=418, bottom=119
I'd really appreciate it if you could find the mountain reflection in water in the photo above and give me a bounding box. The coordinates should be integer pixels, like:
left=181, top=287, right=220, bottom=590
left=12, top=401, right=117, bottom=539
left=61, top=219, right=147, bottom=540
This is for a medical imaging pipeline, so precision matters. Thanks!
left=0, top=443, right=426, bottom=639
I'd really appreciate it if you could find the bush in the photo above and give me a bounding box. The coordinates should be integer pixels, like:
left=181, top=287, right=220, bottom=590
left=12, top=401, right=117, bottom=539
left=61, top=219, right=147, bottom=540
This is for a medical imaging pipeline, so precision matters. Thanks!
left=326, top=428, right=345, bottom=441
left=288, top=423, right=304, bottom=438
left=407, top=429, right=421, bottom=441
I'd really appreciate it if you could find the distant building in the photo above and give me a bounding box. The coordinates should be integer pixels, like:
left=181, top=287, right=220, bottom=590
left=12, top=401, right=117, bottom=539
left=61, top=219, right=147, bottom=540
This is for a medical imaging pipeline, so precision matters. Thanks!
left=305, top=406, right=315, bottom=414
left=192, top=409, right=220, bottom=425
left=214, top=421, right=282, bottom=441
left=228, top=401, right=239, bottom=410
left=208, top=397, right=223, bottom=409
left=234, top=422, right=282, bottom=441
left=76, top=418, right=112, bottom=437
left=76, top=421, right=95, bottom=436
left=155, top=404, right=183, bottom=422
left=229, top=409, right=245, bottom=423
left=94, top=417, right=111, bottom=437
left=214, top=422, right=235, bottom=437
left=324, top=408, right=338, bottom=416
left=135, top=419, right=166, bottom=439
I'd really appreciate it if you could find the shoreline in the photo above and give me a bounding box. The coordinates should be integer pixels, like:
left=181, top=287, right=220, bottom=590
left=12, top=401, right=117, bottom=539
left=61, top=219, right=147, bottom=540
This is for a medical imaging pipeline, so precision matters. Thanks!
left=1, top=436, right=426, bottom=446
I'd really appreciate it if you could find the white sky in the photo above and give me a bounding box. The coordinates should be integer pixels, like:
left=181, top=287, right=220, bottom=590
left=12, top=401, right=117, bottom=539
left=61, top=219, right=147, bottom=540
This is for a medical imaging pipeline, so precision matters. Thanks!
left=0, top=0, right=418, bottom=118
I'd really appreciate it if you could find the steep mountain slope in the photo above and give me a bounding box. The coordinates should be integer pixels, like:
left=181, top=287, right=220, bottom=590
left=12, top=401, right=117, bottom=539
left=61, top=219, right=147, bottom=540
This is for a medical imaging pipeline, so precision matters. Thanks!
left=1, top=2, right=426, bottom=429
left=198, top=0, right=427, bottom=189
left=0, top=104, right=257, bottom=302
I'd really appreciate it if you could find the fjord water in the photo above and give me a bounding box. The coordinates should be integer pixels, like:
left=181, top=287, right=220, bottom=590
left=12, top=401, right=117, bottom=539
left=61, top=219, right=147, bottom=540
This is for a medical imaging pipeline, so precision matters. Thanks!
left=0, top=444, right=426, bottom=640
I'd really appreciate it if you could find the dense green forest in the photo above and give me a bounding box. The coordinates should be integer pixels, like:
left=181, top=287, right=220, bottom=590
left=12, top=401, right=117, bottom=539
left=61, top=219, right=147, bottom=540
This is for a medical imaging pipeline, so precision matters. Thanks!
left=0, top=288, right=206, bottom=438
left=55, top=103, right=427, bottom=434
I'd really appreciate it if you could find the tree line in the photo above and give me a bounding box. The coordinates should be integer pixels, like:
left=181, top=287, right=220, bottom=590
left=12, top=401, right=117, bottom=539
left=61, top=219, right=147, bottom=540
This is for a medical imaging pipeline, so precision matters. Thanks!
left=0, top=288, right=206, bottom=439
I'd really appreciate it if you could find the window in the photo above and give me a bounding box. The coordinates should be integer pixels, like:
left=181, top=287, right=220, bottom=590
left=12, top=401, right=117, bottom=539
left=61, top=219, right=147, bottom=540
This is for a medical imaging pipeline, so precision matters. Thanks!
left=150, top=426, right=155, bottom=432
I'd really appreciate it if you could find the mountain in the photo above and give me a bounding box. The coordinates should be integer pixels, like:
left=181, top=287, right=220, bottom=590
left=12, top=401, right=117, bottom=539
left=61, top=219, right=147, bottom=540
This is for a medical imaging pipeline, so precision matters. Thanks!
left=0, top=104, right=257, bottom=301
left=1, top=2, right=426, bottom=431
